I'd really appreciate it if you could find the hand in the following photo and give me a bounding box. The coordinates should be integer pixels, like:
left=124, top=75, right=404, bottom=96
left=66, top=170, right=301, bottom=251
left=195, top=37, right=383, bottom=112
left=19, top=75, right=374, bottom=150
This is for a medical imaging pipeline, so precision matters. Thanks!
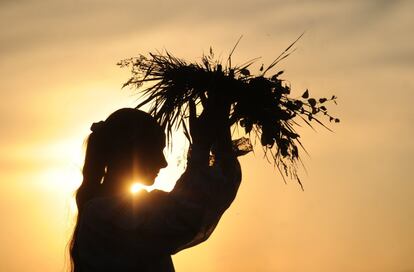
left=189, top=94, right=231, bottom=149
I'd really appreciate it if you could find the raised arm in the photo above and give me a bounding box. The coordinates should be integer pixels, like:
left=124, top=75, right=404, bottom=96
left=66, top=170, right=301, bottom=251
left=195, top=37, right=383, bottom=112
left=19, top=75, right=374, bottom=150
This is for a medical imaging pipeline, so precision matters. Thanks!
left=167, top=95, right=241, bottom=252
left=77, top=95, right=242, bottom=263
left=132, top=95, right=241, bottom=253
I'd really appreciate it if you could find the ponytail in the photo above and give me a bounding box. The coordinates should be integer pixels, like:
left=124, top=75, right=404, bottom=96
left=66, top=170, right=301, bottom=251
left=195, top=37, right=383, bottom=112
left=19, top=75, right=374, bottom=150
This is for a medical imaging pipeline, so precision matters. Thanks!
left=76, top=122, right=108, bottom=212
left=69, top=122, right=108, bottom=272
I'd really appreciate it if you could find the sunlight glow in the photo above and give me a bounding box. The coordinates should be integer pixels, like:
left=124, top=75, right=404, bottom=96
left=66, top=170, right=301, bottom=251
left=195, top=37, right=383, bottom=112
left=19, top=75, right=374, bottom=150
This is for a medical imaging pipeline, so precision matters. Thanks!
left=130, top=182, right=147, bottom=194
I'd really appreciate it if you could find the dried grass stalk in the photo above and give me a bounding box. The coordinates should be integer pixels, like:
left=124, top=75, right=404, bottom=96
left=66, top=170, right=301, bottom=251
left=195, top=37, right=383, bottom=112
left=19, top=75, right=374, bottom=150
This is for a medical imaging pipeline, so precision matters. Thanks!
left=118, top=38, right=339, bottom=189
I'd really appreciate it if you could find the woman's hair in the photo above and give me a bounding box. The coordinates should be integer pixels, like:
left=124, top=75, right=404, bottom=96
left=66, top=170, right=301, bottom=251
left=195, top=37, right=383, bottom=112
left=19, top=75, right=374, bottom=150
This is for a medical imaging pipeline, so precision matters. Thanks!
left=69, top=108, right=162, bottom=272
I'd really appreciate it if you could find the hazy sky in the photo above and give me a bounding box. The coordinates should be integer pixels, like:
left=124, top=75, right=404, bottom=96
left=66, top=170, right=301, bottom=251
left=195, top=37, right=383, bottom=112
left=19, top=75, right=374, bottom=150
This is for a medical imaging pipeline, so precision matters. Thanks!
left=1, top=0, right=413, bottom=271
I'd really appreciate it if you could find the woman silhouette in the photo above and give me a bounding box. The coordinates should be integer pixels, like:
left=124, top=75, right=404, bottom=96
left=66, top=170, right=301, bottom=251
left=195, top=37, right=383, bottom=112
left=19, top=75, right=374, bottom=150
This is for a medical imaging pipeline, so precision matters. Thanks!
left=69, top=98, right=241, bottom=271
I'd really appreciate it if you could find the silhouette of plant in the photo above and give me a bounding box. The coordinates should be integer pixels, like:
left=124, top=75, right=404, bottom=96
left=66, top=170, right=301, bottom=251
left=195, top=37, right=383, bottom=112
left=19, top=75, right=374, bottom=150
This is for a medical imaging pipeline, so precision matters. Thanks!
left=118, top=36, right=339, bottom=189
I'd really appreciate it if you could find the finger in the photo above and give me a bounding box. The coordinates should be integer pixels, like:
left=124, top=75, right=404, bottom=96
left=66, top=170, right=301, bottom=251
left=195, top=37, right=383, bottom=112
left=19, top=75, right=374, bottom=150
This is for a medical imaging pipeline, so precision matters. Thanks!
left=200, top=92, right=208, bottom=108
left=210, top=96, right=230, bottom=120
left=189, top=99, right=197, bottom=128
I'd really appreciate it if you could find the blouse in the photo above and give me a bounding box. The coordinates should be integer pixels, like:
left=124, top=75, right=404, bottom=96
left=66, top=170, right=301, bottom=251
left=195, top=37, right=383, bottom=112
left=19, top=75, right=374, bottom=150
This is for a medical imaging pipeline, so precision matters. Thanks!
left=75, top=146, right=242, bottom=271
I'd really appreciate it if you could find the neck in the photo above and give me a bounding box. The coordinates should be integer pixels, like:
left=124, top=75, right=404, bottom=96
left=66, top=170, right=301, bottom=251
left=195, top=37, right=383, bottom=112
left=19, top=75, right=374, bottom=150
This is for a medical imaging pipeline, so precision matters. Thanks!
left=100, top=170, right=131, bottom=196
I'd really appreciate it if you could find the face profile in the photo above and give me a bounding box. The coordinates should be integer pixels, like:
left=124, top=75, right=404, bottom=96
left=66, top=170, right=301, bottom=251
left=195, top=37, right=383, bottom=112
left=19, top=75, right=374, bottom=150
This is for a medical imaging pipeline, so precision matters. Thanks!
left=82, top=108, right=168, bottom=196
left=126, top=131, right=168, bottom=186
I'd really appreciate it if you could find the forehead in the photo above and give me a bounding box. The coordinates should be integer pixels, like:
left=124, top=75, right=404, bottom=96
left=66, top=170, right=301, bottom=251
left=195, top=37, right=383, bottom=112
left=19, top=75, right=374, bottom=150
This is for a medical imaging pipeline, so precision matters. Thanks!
left=154, top=131, right=166, bottom=147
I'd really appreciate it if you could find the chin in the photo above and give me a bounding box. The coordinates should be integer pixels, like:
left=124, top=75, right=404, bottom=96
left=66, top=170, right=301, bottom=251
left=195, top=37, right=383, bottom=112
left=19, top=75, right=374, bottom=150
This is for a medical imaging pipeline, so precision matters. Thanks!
left=144, top=181, right=155, bottom=186
left=142, top=176, right=156, bottom=186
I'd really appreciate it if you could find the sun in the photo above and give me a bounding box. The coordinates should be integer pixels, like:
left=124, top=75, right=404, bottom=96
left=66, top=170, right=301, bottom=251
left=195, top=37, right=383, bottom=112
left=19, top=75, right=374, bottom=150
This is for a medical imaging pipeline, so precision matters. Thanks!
left=130, top=182, right=147, bottom=194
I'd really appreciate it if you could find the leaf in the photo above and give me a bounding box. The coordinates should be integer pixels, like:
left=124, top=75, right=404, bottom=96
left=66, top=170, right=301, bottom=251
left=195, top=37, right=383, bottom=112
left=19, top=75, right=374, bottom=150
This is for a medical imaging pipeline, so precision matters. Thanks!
left=273, top=70, right=284, bottom=78
left=279, top=138, right=290, bottom=157
left=285, top=101, right=296, bottom=111
left=294, top=100, right=303, bottom=110
left=292, top=145, right=299, bottom=158
left=260, top=133, right=272, bottom=146
left=216, top=64, right=222, bottom=73
left=319, top=98, right=327, bottom=103
left=259, top=64, right=264, bottom=72
left=240, top=68, right=250, bottom=76
left=280, top=85, right=291, bottom=94
left=308, top=98, right=317, bottom=107
left=232, top=137, right=253, bottom=155
left=320, top=106, right=327, bottom=111
left=302, top=89, right=309, bottom=98
left=245, top=121, right=253, bottom=134
left=240, top=119, right=246, bottom=127
left=335, top=118, right=340, bottom=123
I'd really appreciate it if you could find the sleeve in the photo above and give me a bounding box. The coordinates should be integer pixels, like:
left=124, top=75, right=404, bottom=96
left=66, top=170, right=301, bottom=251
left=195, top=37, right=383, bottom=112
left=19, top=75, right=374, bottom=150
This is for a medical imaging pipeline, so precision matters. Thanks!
left=79, top=145, right=241, bottom=257
left=170, top=145, right=242, bottom=253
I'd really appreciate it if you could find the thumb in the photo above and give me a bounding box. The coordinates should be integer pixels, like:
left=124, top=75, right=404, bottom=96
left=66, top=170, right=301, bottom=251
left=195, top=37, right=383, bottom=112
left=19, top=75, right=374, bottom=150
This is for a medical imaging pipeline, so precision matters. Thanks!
left=188, top=99, right=197, bottom=125
left=189, top=99, right=197, bottom=128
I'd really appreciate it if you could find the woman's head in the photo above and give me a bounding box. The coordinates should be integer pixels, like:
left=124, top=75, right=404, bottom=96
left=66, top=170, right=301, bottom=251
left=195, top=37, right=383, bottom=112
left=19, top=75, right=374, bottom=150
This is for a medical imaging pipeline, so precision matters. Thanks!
left=79, top=108, right=167, bottom=205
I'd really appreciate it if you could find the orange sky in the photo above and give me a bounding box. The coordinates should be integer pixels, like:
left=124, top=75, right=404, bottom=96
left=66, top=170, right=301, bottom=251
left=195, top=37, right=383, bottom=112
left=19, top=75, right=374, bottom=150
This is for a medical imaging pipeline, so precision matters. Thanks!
left=1, top=1, right=413, bottom=271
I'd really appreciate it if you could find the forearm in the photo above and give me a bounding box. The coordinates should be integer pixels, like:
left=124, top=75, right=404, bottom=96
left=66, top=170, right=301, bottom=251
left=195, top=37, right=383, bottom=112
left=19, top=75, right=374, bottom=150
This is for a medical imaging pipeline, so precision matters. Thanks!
left=212, top=123, right=241, bottom=180
left=187, top=143, right=210, bottom=168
